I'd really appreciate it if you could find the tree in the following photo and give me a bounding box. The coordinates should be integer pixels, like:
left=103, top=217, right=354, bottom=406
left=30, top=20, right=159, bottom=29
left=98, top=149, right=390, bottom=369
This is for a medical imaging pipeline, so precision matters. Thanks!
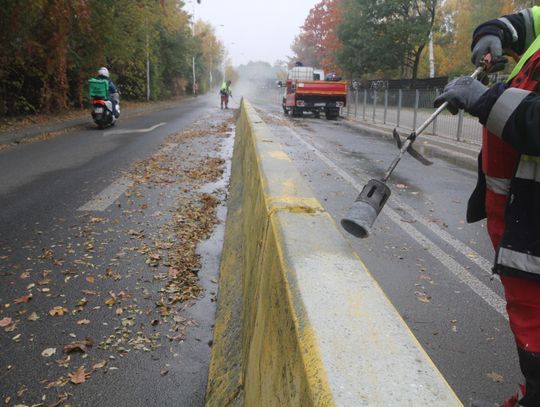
left=337, top=0, right=439, bottom=80
left=290, top=0, right=342, bottom=72
left=432, top=0, right=523, bottom=77
left=0, top=0, right=220, bottom=116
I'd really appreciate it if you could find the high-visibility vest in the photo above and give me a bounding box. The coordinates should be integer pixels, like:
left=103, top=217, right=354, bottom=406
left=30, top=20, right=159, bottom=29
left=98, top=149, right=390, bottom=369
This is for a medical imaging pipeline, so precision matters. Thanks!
left=482, top=6, right=540, bottom=250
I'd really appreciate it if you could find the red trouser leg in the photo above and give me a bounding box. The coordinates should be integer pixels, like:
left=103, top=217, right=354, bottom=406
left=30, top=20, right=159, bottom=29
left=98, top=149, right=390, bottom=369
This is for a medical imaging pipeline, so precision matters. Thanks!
left=501, top=275, right=540, bottom=406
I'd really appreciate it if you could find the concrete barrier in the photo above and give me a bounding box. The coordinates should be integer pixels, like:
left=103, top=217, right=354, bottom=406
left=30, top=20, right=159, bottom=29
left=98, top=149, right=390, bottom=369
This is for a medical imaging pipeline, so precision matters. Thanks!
left=205, top=99, right=463, bottom=406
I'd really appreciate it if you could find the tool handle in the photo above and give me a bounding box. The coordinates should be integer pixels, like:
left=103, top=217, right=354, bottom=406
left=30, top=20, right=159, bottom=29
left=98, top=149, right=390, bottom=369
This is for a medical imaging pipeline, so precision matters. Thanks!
left=415, top=65, right=484, bottom=137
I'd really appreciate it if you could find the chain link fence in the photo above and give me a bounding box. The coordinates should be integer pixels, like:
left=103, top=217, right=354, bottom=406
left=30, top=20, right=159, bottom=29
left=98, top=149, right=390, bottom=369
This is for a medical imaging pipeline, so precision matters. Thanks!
left=344, top=88, right=483, bottom=145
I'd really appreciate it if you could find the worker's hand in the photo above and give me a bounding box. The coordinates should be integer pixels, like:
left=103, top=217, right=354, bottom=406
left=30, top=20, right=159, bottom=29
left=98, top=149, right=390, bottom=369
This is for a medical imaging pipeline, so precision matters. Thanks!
left=471, top=35, right=508, bottom=72
left=433, top=77, right=489, bottom=115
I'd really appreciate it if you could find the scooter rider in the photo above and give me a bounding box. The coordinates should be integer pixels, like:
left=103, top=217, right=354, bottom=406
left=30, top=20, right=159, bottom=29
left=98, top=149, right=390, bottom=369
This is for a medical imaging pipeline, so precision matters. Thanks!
left=97, top=67, right=120, bottom=118
left=434, top=6, right=540, bottom=407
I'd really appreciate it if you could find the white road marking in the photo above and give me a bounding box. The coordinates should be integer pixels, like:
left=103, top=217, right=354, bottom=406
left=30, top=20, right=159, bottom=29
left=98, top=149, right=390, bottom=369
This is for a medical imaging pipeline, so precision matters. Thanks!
left=103, top=122, right=166, bottom=137
left=77, top=176, right=132, bottom=211
left=283, top=126, right=508, bottom=320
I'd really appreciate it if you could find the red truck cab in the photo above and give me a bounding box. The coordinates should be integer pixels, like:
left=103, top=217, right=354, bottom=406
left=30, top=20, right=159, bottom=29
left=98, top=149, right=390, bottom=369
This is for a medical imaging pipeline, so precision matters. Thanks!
left=282, top=67, right=347, bottom=119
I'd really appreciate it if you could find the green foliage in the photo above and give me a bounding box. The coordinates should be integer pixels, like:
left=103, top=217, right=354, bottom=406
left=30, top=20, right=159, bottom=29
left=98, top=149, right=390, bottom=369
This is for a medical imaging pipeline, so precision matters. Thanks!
left=0, top=0, right=223, bottom=116
left=337, top=0, right=438, bottom=79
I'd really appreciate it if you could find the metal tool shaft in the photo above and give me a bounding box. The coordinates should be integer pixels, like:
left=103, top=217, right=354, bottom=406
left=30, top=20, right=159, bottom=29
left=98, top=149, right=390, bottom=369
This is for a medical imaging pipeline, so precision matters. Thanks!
left=382, top=65, right=484, bottom=183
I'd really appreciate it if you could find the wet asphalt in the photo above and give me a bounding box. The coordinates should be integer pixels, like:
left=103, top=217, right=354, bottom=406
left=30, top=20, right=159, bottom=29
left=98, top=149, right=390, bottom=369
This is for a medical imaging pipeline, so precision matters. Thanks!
left=0, top=95, right=237, bottom=406
left=0, top=86, right=520, bottom=406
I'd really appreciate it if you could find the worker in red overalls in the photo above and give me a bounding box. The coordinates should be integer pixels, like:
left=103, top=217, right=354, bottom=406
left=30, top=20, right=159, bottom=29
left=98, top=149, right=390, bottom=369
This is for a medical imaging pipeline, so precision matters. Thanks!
left=435, top=6, right=540, bottom=407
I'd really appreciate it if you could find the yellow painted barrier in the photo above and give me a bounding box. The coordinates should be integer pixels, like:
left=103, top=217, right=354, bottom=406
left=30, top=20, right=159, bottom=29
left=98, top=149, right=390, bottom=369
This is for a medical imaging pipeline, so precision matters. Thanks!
left=206, top=99, right=463, bottom=406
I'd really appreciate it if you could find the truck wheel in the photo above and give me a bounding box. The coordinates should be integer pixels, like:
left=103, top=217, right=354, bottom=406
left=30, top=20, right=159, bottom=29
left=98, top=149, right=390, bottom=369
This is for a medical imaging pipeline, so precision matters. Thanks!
left=292, top=108, right=302, bottom=118
left=313, top=111, right=320, bottom=119
left=325, top=109, right=339, bottom=120
left=283, top=105, right=288, bottom=114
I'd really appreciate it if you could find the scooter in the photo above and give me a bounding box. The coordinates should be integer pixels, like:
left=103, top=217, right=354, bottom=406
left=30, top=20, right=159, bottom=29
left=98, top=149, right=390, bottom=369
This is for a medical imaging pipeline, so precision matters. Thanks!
left=91, top=98, right=119, bottom=129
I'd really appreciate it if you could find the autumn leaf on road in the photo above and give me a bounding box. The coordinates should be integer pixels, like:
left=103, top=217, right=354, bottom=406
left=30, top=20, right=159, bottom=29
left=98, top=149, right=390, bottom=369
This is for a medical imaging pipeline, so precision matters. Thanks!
left=77, top=319, right=90, bottom=325
left=63, top=338, right=93, bottom=353
left=14, top=294, right=32, bottom=304
left=487, top=371, right=504, bottom=383
left=41, top=348, right=57, bottom=358
left=49, top=306, right=68, bottom=316
left=68, top=366, right=90, bottom=384
left=0, top=317, right=12, bottom=327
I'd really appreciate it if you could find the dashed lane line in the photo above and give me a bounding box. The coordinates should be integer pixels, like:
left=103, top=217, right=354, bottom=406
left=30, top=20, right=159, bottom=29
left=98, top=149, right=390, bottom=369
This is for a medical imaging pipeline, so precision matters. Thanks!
left=77, top=176, right=132, bottom=212
left=103, top=122, right=166, bottom=137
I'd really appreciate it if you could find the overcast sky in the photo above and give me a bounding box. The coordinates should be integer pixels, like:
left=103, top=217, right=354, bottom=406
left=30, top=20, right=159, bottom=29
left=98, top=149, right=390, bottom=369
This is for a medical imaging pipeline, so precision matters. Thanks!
left=189, top=0, right=321, bottom=66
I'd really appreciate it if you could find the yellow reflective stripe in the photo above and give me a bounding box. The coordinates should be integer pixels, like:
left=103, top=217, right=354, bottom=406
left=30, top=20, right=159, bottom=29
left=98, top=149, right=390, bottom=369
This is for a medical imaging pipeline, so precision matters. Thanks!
left=509, top=7, right=540, bottom=81
left=521, top=154, right=540, bottom=164
left=533, top=6, right=540, bottom=38
left=485, top=175, right=510, bottom=195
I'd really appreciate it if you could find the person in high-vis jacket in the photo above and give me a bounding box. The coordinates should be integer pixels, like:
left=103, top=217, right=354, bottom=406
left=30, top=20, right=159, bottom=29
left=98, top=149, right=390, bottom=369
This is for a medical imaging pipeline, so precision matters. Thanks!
left=434, top=6, right=540, bottom=407
left=220, top=80, right=232, bottom=109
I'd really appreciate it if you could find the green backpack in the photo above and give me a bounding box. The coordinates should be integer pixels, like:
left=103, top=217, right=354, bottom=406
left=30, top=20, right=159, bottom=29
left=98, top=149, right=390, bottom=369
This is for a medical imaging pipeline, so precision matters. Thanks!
left=88, top=78, right=109, bottom=99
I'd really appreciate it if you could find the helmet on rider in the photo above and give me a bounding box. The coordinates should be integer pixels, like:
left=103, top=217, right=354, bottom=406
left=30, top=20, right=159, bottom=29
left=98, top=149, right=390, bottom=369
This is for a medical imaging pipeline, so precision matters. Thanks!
left=98, top=67, right=110, bottom=78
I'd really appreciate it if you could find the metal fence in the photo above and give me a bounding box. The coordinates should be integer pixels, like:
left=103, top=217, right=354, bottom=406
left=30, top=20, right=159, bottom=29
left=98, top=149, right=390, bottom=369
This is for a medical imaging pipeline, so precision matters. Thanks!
left=344, top=88, right=483, bottom=145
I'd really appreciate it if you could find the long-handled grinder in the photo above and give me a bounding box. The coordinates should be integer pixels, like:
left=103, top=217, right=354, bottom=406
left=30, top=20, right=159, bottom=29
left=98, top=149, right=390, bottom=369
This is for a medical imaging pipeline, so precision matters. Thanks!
left=341, top=65, right=485, bottom=238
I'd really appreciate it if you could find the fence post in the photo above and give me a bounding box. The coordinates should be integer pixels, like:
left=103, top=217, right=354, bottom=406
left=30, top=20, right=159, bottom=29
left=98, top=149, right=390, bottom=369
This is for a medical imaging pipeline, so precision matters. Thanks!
left=372, top=90, right=377, bottom=122
left=346, top=89, right=351, bottom=117
left=433, top=88, right=440, bottom=136
left=413, top=89, right=419, bottom=130
left=397, top=89, right=402, bottom=128
left=456, top=109, right=464, bottom=141
left=354, top=89, right=358, bottom=118
left=363, top=89, right=367, bottom=121
left=383, top=89, right=388, bottom=124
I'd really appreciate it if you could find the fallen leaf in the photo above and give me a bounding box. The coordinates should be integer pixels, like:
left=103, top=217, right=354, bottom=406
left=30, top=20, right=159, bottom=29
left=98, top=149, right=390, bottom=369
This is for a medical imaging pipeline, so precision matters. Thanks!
left=27, top=312, right=39, bottom=321
left=81, top=290, right=98, bottom=295
left=14, top=295, right=32, bottom=304
left=92, top=360, right=107, bottom=370
left=160, top=369, right=169, bottom=376
left=20, top=272, right=30, bottom=279
left=63, top=338, right=93, bottom=353
left=55, top=355, right=71, bottom=367
left=49, top=306, right=68, bottom=316
left=68, top=366, right=90, bottom=384
left=487, top=371, right=504, bottom=383
left=77, top=319, right=90, bottom=325
left=0, top=317, right=12, bottom=327
left=41, top=348, right=57, bottom=358
left=86, top=276, right=95, bottom=284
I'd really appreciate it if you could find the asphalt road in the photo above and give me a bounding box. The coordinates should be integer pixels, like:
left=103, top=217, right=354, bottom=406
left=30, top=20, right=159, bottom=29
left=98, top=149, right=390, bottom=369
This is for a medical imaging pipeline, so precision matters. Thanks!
left=0, top=94, right=236, bottom=407
left=248, top=91, right=520, bottom=406
left=0, top=87, right=520, bottom=406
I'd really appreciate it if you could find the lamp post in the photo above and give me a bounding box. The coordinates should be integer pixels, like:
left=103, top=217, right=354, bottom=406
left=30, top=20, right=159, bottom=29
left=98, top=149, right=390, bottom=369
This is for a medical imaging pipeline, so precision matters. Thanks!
left=191, top=0, right=201, bottom=96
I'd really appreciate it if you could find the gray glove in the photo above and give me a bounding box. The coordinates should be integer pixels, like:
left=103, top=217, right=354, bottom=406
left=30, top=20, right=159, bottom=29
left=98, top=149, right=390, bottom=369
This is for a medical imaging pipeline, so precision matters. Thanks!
left=433, top=77, right=488, bottom=115
left=471, top=35, right=508, bottom=73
